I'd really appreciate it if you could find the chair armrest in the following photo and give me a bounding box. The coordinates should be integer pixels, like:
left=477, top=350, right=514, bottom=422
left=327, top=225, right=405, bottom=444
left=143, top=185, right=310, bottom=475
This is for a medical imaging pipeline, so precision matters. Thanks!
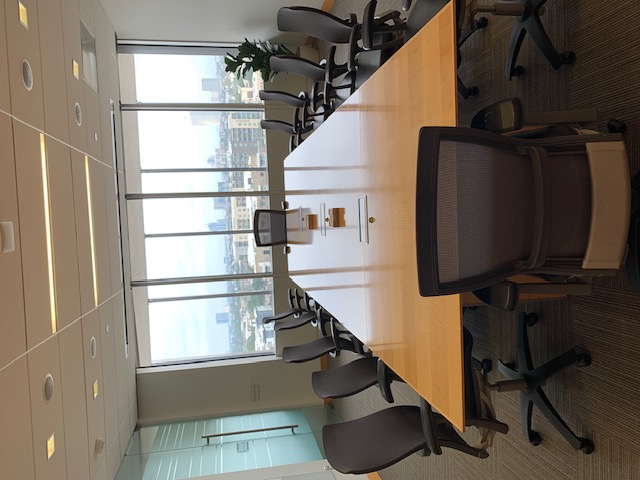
left=419, top=398, right=442, bottom=455
left=376, top=359, right=396, bottom=403
left=582, top=141, right=631, bottom=269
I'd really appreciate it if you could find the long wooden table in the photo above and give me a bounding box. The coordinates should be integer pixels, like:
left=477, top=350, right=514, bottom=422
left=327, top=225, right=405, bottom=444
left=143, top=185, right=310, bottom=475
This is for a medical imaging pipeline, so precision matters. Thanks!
left=285, top=4, right=465, bottom=429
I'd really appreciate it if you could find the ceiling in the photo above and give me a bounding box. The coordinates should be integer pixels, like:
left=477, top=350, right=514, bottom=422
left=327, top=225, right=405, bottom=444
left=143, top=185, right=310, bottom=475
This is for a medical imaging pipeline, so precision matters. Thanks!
left=100, top=0, right=325, bottom=45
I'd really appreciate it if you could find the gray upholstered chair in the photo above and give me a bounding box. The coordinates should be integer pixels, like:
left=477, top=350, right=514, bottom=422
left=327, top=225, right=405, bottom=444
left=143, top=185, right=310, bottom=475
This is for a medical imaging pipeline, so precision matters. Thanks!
left=415, top=125, right=630, bottom=297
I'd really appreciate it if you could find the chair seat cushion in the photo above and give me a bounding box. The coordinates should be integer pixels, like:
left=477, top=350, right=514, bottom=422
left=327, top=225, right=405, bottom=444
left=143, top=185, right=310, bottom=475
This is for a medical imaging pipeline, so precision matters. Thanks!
left=323, top=406, right=426, bottom=474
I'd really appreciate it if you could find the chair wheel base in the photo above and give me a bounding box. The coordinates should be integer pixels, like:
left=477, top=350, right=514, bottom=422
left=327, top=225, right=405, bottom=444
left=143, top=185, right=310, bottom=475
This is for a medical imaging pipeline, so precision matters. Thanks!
left=579, top=438, right=595, bottom=454
left=511, top=65, right=525, bottom=77
left=481, top=358, right=493, bottom=374
left=576, top=352, right=592, bottom=367
left=529, top=431, right=542, bottom=446
left=524, top=312, right=539, bottom=327
left=561, top=51, right=576, bottom=65
left=605, top=118, right=627, bottom=134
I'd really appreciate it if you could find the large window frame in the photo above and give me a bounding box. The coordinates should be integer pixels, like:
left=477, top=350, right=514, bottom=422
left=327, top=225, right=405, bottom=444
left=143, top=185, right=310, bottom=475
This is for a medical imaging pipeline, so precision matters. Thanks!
left=118, top=42, right=285, bottom=367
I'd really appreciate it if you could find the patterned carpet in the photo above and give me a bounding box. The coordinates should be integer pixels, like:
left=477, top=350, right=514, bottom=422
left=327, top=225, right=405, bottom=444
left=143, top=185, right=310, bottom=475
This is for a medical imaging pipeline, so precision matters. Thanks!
left=319, top=1, right=640, bottom=479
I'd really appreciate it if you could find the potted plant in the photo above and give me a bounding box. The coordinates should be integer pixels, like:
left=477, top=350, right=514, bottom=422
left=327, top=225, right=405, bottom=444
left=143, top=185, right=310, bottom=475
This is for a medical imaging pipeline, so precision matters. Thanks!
left=225, top=39, right=295, bottom=81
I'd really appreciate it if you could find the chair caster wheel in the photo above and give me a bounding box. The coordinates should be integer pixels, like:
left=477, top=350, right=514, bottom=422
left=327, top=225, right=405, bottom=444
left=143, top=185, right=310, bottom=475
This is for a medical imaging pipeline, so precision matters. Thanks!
left=529, top=431, right=542, bottom=446
left=606, top=119, right=627, bottom=134
left=481, top=359, right=493, bottom=373
left=576, top=352, right=592, bottom=367
left=511, top=65, right=525, bottom=77
left=561, top=51, right=576, bottom=65
left=524, top=312, right=539, bottom=327
left=579, top=438, right=594, bottom=454
left=476, top=17, right=488, bottom=28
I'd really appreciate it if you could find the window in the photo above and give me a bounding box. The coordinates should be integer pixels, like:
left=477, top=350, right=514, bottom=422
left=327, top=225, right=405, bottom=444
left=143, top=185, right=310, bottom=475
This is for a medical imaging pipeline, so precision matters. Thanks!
left=118, top=46, right=275, bottom=366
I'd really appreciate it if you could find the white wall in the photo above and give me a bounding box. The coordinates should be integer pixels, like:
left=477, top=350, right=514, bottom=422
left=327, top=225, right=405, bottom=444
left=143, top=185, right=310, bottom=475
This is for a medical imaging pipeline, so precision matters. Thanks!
left=136, top=356, right=323, bottom=425
left=100, top=0, right=325, bottom=44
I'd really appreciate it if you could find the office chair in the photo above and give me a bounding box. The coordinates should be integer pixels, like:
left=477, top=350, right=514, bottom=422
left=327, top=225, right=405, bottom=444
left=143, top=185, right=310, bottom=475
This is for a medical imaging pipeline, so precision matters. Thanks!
left=260, top=118, right=314, bottom=152
left=263, top=287, right=319, bottom=331
left=270, top=46, right=357, bottom=101
left=458, top=0, right=575, bottom=80
left=405, top=0, right=488, bottom=99
left=254, top=208, right=298, bottom=256
left=311, top=356, right=400, bottom=402
left=322, top=328, right=509, bottom=473
left=275, top=307, right=331, bottom=336
left=415, top=125, right=631, bottom=297
left=282, top=317, right=369, bottom=363
left=259, top=87, right=331, bottom=122
left=277, top=2, right=405, bottom=72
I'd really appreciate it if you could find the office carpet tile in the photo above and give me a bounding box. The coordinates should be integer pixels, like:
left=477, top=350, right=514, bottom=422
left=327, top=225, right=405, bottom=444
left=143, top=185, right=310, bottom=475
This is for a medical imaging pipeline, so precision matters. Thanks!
left=324, top=1, right=640, bottom=478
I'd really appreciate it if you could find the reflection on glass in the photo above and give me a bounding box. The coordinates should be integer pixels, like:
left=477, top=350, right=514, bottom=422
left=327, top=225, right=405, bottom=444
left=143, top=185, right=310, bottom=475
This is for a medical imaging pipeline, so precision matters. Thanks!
left=149, top=294, right=273, bottom=363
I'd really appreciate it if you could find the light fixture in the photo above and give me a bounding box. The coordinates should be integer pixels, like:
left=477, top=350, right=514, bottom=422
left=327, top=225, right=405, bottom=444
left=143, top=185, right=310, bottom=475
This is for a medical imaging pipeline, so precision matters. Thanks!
left=40, top=134, right=57, bottom=333
left=18, top=1, right=28, bottom=29
left=84, top=156, right=98, bottom=306
left=46, top=433, right=55, bottom=460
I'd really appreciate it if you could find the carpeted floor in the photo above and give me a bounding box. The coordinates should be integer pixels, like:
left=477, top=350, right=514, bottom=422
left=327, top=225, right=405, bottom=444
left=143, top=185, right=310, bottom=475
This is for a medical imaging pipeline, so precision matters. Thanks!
left=320, top=1, right=640, bottom=479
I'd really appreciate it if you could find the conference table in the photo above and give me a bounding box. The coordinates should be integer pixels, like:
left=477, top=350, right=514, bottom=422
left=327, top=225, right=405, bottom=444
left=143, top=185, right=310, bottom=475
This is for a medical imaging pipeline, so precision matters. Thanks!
left=283, top=2, right=470, bottom=429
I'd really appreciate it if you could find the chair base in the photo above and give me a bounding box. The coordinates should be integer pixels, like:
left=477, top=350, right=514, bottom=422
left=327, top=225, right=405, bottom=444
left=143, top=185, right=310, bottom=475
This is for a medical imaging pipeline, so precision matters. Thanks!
left=504, top=0, right=576, bottom=81
left=498, top=312, right=594, bottom=454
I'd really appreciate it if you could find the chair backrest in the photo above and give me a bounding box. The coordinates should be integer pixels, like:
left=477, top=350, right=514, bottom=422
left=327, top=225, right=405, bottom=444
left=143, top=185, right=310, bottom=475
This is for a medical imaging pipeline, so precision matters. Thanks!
left=277, top=6, right=355, bottom=43
left=416, top=126, right=626, bottom=296
left=260, top=119, right=296, bottom=134
left=416, top=127, right=538, bottom=295
left=270, top=55, right=326, bottom=82
left=405, top=0, right=448, bottom=40
left=259, top=89, right=308, bottom=108
left=253, top=209, right=287, bottom=246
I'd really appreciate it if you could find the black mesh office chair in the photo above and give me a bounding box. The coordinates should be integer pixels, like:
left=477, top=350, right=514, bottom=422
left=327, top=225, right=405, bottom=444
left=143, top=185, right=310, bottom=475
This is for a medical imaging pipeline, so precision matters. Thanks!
left=415, top=126, right=630, bottom=297
left=259, top=118, right=314, bottom=152
left=282, top=317, right=368, bottom=363
left=277, top=2, right=405, bottom=71
left=262, top=287, right=320, bottom=332
left=253, top=209, right=292, bottom=257
left=405, top=0, right=488, bottom=99
left=259, top=87, right=330, bottom=121
left=311, top=356, right=400, bottom=402
left=270, top=47, right=357, bottom=102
